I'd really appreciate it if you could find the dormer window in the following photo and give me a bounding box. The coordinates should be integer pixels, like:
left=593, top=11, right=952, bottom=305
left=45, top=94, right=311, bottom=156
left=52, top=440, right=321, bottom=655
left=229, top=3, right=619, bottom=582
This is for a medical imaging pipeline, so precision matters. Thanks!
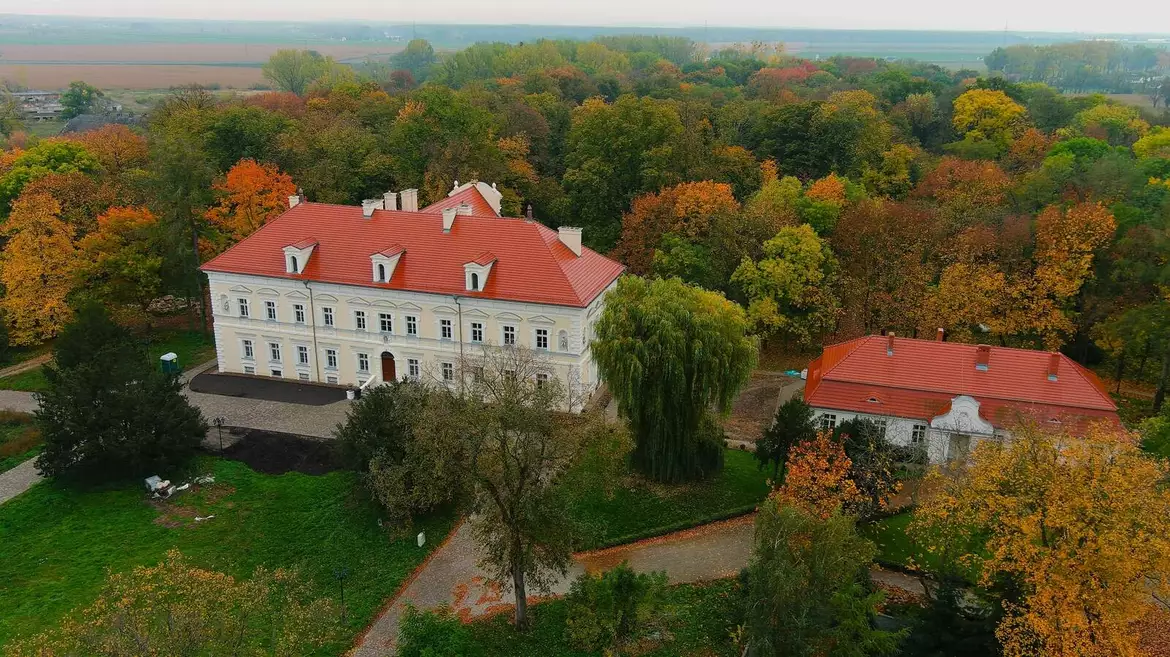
left=464, top=252, right=496, bottom=292
left=371, top=245, right=405, bottom=284
left=282, top=238, right=317, bottom=275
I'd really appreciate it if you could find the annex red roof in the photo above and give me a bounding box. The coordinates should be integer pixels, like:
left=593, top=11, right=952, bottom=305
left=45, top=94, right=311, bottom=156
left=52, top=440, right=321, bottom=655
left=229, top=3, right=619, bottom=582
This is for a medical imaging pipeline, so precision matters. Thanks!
left=804, top=335, right=1119, bottom=432
left=421, top=183, right=499, bottom=217
left=201, top=202, right=624, bottom=308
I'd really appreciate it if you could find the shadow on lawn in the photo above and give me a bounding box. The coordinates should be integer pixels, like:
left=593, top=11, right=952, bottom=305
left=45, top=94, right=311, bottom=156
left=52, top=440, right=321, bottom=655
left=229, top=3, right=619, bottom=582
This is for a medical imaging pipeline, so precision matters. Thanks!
left=214, top=428, right=346, bottom=476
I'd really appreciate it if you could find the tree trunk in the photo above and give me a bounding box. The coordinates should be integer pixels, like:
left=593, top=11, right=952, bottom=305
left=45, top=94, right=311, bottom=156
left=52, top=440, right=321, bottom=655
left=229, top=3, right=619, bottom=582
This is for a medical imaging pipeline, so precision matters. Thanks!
left=512, top=560, right=529, bottom=630
left=1154, top=348, right=1170, bottom=413
left=1115, top=354, right=1125, bottom=395
left=1139, top=338, right=1152, bottom=379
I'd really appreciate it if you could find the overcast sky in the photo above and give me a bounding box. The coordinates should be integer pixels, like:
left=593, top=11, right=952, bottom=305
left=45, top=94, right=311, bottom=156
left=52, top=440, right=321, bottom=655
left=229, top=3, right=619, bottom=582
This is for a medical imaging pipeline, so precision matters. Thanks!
left=11, top=0, right=1170, bottom=34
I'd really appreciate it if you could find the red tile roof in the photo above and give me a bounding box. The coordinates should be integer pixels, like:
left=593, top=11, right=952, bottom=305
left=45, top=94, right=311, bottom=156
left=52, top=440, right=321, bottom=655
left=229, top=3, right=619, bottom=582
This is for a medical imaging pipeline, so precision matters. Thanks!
left=201, top=202, right=624, bottom=308
left=286, top=238, right=318, bottom=249
left=421, top=184, right=498, bottom=217
left=468, top=251, right=497, bottom=266
left=804, top=336, right=1119, bottom=432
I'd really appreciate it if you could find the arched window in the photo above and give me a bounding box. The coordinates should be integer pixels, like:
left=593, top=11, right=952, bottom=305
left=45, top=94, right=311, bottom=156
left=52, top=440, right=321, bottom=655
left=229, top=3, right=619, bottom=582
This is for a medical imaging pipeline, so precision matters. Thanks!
left=470, top=272, right=480, bottom=291
left=289, top=255, right=298, bottom=272
left=558, top=330, right=569, bottom=351
left=377, top=263, right=386, bottom=282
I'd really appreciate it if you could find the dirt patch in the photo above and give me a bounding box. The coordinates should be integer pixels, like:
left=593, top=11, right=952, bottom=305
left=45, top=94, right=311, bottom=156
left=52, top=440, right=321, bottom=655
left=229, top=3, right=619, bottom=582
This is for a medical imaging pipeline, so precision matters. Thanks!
left=218, top=429, right=344, bottom=475
left=722, top=372, right=801, bottom=443
left=151, top=501, right=199, bottom=528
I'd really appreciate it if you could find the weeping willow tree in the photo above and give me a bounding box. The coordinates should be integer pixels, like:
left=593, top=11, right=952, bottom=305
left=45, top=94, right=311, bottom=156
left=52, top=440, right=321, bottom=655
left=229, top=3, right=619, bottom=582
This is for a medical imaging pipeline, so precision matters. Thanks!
left=593, top=276, right=758, bottom=483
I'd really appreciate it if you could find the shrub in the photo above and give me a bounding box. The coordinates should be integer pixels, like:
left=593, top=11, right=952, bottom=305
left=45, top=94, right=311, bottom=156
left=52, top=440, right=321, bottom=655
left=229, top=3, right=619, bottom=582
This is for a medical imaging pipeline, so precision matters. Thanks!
left=564, top=562, right=667, bottom=653
left=397, top=605, right=483, bottom=657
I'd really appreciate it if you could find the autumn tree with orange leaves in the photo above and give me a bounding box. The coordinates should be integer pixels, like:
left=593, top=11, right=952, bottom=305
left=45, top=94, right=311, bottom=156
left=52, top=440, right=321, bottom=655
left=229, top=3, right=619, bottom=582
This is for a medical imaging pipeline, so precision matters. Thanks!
left=911, top=424, right=1170, bottom=657
left=0, top=193, right=78, bottom=345
left=612, top=180, right=741, bottom=276
left=77, top=206, right=164, bottom=324
left=774, top=432, right=861, bottom=519
left=203, top=159, right=296, bottom=257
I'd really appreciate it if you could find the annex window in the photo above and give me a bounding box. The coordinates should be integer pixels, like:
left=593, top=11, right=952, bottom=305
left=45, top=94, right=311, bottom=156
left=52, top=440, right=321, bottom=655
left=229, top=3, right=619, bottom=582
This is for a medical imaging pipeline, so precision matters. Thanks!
left=325, top=349, right=338, bottom=370
left=819, top=413, right=837, bottom=431
left=911, top=424, right=928, bottom=445
left=268, top=342, right=282, bottom=363
left=271, top=369, right=283, bottom=378
left=243, top=365, right=255, bottom=375
left=536, top=372, right=549, bottom=388
left=294, top=304, right=306, bottom=324
left=535, top=328, right=549, bottom=350
left=379, top=313, right=393, bottom=333
left=502, top=325, right=516, bottom=346
left=242, top=339, right=254, bottom=360
left=440, top=319, right=453, bottom=340
left=873, top=417, right=889, bottom=435
left=355, top=310, right=367, bottom=331
left=441, top=362, right=454, bottom=382
left=408, top=358, right=420, bottom=380
left=238, top=298, right=250, bottom=318
left=297, top=345, right=309, bottom=365
left=323, top=307, right=334, bottom=327
left=406, top=315, right=418, bottom=336
left=298, top=372, right=310, bottom=381
left=357, top=353, right=370, bottom=374
left=471, top=322, right=483, bottom=343
left=326, top=375, right=338, bottom=384
left=265, top=300, right=277, bottom=321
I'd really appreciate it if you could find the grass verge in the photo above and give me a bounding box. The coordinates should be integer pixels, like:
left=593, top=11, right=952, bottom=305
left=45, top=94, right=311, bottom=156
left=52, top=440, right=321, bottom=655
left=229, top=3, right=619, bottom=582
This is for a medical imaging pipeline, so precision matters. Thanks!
left=0, top=457, right=454, bottom=652
left=467, top=579, right=741, bottom=657
left=566, top=448, right=770, bottom=551
left=0, top=412, right=39, bottom=474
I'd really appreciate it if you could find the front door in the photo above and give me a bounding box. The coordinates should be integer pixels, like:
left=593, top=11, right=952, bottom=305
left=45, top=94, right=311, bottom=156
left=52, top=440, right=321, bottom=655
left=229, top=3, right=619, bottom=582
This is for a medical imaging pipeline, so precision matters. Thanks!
left=381, top=352, right=396, bottom=382
left=947, top=433, right=971, bottom=462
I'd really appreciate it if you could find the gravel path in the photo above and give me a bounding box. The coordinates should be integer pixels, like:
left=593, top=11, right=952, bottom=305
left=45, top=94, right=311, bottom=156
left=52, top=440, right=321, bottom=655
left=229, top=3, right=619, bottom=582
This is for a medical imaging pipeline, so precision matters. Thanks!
left=0, top=458, right=40, bottom=505
left=0, top=354, right=51, bottom=380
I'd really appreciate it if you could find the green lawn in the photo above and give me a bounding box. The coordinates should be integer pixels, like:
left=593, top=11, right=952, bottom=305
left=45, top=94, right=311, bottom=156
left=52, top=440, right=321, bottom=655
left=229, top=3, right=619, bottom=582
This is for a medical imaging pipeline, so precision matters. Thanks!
left=0, top=329, right=215, bottom=393
left=467, top=579, right=740, bottom=657
left=0, top=458, right=454, bottom=652
left=862, top=511, right=982, bottom=584
left=0, top=412, right=39, bottom=473
left=567, top=448, right=770, bottom=550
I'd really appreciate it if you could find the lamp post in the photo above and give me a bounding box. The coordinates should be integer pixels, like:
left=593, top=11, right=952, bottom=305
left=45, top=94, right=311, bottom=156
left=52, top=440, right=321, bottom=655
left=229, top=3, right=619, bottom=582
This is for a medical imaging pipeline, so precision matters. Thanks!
left=213, top=416, right=226, bottom=453
left=333, top=566, right=350, bottom=624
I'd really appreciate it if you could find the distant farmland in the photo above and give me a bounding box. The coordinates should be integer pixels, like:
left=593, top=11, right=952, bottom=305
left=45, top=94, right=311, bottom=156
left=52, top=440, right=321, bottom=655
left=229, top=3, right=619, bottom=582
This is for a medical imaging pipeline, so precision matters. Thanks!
left=0, top=43, right=400, bottom=90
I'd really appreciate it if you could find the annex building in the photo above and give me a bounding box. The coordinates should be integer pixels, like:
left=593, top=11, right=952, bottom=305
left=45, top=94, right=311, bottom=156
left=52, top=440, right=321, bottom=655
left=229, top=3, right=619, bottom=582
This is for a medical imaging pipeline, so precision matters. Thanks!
left=201, top=181, right=625, bottom=406
left=804, top=333, right=1120, bottom=463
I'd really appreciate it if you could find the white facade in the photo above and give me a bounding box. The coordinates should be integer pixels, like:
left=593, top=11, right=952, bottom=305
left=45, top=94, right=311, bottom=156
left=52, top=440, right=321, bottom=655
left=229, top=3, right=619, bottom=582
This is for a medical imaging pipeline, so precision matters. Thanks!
left=810, top=395, right=1002, bottom=464
left=206, top=271, right=615, bottom=409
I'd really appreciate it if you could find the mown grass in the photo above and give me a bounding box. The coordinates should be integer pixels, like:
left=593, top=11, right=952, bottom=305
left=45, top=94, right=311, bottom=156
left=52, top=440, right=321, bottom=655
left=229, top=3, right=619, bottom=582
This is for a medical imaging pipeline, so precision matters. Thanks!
left=0, top=329, right=215, bottom=393
left=0, top=457, right=454, bottom=652
left=468, top=579, right=741, bottom=657
left=0, top=412, right=39, bottom=473
left=566, top=448, right=770, bottom=550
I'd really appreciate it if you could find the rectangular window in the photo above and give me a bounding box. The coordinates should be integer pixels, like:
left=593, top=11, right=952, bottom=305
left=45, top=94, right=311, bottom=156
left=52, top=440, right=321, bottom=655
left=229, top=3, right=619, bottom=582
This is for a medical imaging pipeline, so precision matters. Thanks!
left=271, top=369, right=283, bottom=378
left=323, top=307, right=334, bottom=327
left=243, top=365, right=255, bottom=375
left=441, top=362, right=454, bottom=381
left=294, top=304, right=305, bottom=324
left=379, top=313, right=393, bottom=333
left=503, top=325, right=516, bottom=346
left=471, top=322, right=483, bottom=343
left=326, top=349, right=338, bottom=369
left=535, top=328, right=549, bottom=350
left=297, top=345, right=309, bottom=365
left=819, top=413, right=837, bottom=431
left=265, top=300, right=277, bottom=321
left=238, top=298, right=250, bottom=318
left=298, top=372, right=310, bottom=381
left=326, top=375, right=338, bottom=384
left=269, top=342, right=281, bottom=363
left=357, top=353, right=370, bottom=373
left=873, top=417, right=889, bottom=435
left=355, top=310, right=367, bottom=331
left=536, top=372, right=549, bottom=388
left=406, top=315, right=418, bottom=336
left=440, top=319, right=453, bottom=340
left=408, top=358, right=420, bottom=379
left=911, top=424, right=927, bottom=445
left=242, top=339, right=254, bottom=360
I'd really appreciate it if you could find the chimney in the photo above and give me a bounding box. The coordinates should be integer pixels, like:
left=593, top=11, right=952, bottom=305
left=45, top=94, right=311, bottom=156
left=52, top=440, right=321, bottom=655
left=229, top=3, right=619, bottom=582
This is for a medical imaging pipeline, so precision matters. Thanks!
left=975, top=345, right=991, bottom=371
left=361, top=198, right=382, bottom=218
left=288, top=195, right=301, bottom=209
left=1047, top=352, right=1060, bottom=381
left=442, top=207, right=457, bottom=233
left=383, top=191, right=398, bottom=211
left=886, top=332, right=895, bottom=357
left=526, top=204, right=533, bottom=221
left=558, top=226, right=582, bottom=256
left=936, top=327, right=945, bottom=342
left=400, top=189, right=419, bottom=213
left=456, top=202, right=473, bottom=216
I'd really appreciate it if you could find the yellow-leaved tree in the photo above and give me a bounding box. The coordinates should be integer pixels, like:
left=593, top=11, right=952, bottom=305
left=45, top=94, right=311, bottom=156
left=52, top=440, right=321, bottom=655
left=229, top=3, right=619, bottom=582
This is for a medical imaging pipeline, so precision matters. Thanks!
left=912, top=424, right=1170, bottom=657
left=0, top=193, right=78, bottom=345
left=951, top=89, right=1027, bottom=150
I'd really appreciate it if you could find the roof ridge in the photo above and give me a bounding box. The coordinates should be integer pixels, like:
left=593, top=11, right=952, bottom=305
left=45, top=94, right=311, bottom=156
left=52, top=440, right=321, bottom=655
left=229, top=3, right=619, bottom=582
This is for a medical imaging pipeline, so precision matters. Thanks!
left=820, top=336, right=871, bottom=378
left=1064, top=359, right=1119, bottom=411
